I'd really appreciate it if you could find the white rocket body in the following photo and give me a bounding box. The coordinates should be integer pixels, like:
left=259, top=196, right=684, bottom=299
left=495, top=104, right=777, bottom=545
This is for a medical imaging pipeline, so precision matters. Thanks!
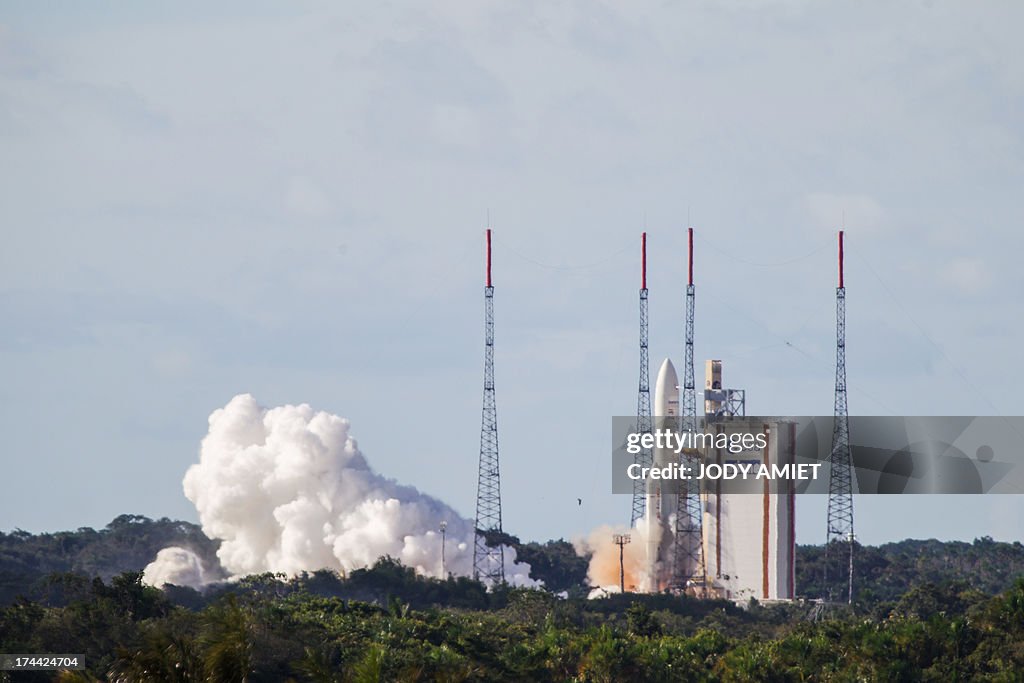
left=645, top=358, right=679, bottom=591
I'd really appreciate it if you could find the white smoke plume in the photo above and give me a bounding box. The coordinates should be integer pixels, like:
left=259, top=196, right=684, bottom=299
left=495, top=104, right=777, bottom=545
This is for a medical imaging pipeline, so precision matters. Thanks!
left=143, top=546, right=207, bottom=589
left=144, top=394, right=535, bottom=588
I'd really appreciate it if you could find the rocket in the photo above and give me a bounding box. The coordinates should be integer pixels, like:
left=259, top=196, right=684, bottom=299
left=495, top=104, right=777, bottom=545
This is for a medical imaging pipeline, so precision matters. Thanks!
left=645, top=358, right=679, bottom=591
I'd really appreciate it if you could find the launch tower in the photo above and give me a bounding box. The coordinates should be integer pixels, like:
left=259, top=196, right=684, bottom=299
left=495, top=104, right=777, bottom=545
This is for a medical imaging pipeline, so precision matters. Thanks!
left=473, top=228, right=505, bottom=585
left=631, top=232, right=654, bottom=528
left=672, top=227, right=705, bottom=591
left=824, top=230, right=855, bottom=604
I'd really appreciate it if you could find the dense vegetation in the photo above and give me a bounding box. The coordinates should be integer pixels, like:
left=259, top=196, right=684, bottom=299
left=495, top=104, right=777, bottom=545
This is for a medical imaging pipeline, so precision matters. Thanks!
left=4, top=563, right=1024, bottom=681
left=6, top=517, right=1024, bottom=609
left=4, top=517, right=1024, bottom=680
left=796, top=537, right=1024, bottom=606
left=0, top=516, right=222, bottom=605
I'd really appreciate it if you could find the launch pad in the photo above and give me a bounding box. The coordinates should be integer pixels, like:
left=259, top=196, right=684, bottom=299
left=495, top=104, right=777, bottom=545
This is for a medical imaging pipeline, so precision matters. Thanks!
left=637, top=358, right=798, bottom=601
left=626, top=229, right=855, bottom=604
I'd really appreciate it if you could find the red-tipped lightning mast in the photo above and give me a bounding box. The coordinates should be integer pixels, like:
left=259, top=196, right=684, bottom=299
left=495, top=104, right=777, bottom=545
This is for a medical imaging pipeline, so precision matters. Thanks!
left=673, top=225, right=705, bottom=592
left=486, top=227, right=492, bottom=288
left=838, top=229, right=844, bottom=289
left=641, top=231, right=647, bottom=290
left=825, top=228, right=854, bottom=604
left=474, top=226, right=504, bottom=584
left=688, top=226, right=694, bottom=286
left=631, top=232, right=653, bottom=528
left=682, top=227, right=696, bottom=426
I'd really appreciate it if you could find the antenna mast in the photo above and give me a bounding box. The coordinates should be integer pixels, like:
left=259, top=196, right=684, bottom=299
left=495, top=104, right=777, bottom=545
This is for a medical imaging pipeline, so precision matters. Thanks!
left=473, top=227, right=505, bottom=585
left=824, top=230, right=854, bottom=604
left=673, top=226, right=705, bottom=592
left=631, top=233, right=654, bottom=528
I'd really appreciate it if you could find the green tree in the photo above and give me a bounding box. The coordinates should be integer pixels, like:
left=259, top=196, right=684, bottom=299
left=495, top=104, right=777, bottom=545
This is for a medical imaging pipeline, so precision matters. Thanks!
left=200, top=595, right=254, bottom=683
left=108, top=622, right=202, bottom=682
left=626, top=602, right=660, bottom=637
left=350, top=644, right=385, bottom=683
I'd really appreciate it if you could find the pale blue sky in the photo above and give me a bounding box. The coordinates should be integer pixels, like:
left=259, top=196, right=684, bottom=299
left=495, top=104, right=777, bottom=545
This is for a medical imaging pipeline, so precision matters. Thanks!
left=1, top=1, right=1022, bottom=545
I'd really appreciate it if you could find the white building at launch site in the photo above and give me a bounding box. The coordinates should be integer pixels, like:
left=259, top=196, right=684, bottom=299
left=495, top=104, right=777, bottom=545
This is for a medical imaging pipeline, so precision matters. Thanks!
left=700, top=415, right=796, bottom=601
left=646, top=358, right=796, bottom=602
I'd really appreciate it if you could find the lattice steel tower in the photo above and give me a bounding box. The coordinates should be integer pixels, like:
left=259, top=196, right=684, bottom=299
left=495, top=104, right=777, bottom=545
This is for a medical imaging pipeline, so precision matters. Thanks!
left=824, top=230, right=854, bottom=604
left=680, top=228, right=698, bottom=435
left=630, top=232, right=654, bottom=528
left=473, top=228, right=505, bottom=585
left=672, top=226, right=705, bottom=591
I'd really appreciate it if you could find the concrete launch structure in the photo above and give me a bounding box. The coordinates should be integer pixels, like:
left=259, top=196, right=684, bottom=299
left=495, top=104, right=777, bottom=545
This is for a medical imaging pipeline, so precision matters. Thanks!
left=643, top=357, right=796, bottom=601
left=701, top=417, right=796, bottom=601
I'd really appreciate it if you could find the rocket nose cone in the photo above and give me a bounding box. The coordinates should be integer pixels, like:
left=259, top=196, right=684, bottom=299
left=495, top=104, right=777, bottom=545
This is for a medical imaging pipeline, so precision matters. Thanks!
left=654, top=358, right=680, bottom=417
left=656, top=358, right=678, bottom=388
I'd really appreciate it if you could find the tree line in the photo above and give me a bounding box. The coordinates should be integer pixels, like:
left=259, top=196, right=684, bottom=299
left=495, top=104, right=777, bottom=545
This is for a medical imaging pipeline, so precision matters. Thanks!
left=3, top=561, right=1024, bottom=680
left=5, top=517, right=1024, bottom=680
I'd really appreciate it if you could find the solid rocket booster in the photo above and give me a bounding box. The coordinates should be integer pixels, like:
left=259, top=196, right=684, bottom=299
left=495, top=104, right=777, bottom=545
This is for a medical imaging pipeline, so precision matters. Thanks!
left=646, top=358, right=679, bottom=590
